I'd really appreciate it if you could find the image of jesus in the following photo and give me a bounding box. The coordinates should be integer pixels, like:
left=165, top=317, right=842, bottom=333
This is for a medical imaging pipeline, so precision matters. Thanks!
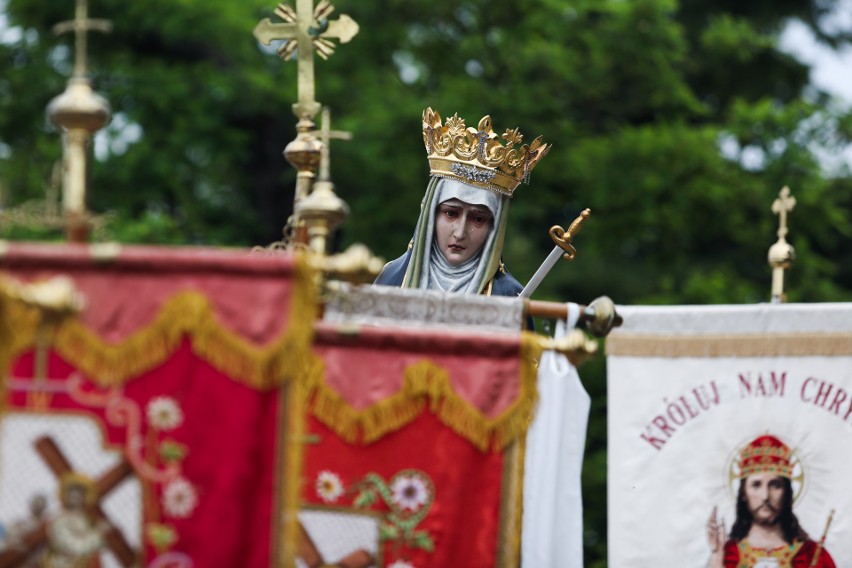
left=706, top=434, right=835, bottom=567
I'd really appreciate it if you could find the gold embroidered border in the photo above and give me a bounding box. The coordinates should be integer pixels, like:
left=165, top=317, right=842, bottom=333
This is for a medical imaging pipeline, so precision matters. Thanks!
left=307, top=332, right=542, bottom=451
left=606, top=332, right=852, bottom=358
left=5, top=256, right=317, bottom=390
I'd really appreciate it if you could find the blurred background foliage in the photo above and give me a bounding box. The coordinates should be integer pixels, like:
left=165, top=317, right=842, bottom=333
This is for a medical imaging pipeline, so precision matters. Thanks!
left=2, top=0, right=852, bottom=564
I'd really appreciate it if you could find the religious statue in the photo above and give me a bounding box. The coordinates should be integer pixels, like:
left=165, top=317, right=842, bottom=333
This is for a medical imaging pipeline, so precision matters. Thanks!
left=41, top=473, right=107, bottom=568
left=374, top=108, right=550, bottom=297
left=706, top=434, right=835, bottom=567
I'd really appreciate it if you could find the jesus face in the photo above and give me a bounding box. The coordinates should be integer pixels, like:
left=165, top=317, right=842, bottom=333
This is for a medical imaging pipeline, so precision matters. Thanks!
left=744, top=472, right=785, bottom=526
left=434, top=198, right=493, bottom=266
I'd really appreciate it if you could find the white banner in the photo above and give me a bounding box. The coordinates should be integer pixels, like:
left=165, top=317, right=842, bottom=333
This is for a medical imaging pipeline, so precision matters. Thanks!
left=607, top=303, right=852, bottom=567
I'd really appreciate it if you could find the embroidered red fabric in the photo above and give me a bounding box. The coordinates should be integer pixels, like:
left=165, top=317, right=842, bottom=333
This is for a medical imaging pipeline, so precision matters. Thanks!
left=302, top=323, right=528, bottom=567
left=8, top=341, right=280, bottom=567
left=1, top=242, right=299, bottom=344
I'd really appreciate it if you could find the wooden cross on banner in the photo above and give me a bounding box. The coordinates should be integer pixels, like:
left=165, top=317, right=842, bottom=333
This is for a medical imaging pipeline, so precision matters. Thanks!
left=52, top=0, right=113, bottom=79
left=310, top=107, right=352, bottom=182
left=0, top=436, right=137, bottom=568
left=254, top=0, right=359, bottom=118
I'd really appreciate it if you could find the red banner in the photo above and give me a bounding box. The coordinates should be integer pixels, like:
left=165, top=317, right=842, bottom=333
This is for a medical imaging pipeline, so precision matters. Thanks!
left=0, top=244, right=542, bottom=568
left=297, top=322, right=540, bottom=568
left=0, top=243, right=315, bottom=568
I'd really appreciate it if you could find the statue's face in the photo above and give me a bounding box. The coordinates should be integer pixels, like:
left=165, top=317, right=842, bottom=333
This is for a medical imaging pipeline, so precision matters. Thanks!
left=434, top=198, right=493, bottom=266
left=744, top=472, right=785, bottom=526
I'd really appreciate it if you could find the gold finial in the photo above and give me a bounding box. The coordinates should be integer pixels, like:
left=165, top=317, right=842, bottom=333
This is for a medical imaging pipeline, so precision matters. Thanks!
left=254, top=0, right=359, bottom=119
left=52, top=0, right=113, bottom=79
left=47, top=0, right=112, bottom=242
left=768, top=186, right=796, bottom=303
left=309, top=243, right=386, bottom=284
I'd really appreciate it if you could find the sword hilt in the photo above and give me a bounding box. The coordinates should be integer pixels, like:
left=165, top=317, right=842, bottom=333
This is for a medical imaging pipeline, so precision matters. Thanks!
left=549, top=208, right=591, bottom=261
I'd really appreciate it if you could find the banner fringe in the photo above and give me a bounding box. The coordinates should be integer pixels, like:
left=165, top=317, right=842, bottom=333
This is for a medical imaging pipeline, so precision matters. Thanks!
left=308, top=333, right=542, bottom=451
left=5, top=255, right=317, bottom=391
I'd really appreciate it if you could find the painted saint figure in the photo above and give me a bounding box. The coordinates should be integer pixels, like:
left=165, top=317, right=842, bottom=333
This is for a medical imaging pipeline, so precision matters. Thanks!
left=374, top=108, right=550, bottom=298
left=707, top=434, right=835, bottom=568
left=42, top=473, right=107, bottom=568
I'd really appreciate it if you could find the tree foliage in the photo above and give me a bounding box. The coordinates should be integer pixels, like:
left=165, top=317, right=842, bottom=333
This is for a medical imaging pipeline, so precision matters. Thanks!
left=2, top=0, right=851, bottom=564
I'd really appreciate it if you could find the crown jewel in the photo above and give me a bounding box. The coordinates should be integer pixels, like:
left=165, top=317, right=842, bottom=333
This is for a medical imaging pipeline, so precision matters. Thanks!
left=422, top=108, right=550, bottom=197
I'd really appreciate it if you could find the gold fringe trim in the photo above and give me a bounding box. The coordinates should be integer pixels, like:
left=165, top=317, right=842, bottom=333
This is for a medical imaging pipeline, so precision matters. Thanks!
left=607, top=332, right=852, bottom=358
left=308, top=333, right=542, bottom=451
left=6, top=256, right=317, bottom=390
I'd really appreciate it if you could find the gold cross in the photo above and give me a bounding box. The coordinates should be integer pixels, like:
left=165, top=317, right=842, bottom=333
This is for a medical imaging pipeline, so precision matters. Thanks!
left=52, top=0, right=112, bottom=78
left=254, top=0, right=359, bottom=118
left=771, top=185, right=796, bottom=240
left=311, top=107, right=352, bottom=181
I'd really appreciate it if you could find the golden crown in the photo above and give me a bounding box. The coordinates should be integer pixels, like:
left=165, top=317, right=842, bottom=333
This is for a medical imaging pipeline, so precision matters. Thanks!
left=422, top=108, right=550, bottom=197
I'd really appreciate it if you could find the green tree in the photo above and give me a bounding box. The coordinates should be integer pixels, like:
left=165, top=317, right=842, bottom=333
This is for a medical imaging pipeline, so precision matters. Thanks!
left=1, top=1, right=851, bottom=565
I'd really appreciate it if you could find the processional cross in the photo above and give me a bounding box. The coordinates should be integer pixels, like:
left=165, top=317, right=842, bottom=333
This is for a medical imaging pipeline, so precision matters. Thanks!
left=311, top=106, right=352, bottom=182
left=253, top=0, right=359, bottom=119
left=48, top=0, right=112, bottom=242
left=53, top=0, right=113, bottom=79
left=768, top=186, right=796, bottom=303
left=771, top=186, right=796, bottom=243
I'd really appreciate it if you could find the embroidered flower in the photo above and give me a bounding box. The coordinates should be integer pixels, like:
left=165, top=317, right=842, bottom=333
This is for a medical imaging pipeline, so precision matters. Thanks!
left=147, top=397, right=184, bottom=431
left=316, top=471, right=344, bottom=503
left=162, top=478, right=198, bottom=518
left=388, top=561, right=415, bottom=568
left=390, top=474, right=429, bottom=512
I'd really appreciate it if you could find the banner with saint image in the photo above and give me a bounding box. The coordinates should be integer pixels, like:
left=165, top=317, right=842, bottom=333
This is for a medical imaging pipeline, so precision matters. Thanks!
left=607, top=303, right=852, bottom=567
left=0, top=243, right=315, bottom=568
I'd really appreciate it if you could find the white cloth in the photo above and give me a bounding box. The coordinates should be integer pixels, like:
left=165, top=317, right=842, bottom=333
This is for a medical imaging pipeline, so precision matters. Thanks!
left=426, top=241, right=479, bottom=293
left=521, top=303, right=589, bottom=568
